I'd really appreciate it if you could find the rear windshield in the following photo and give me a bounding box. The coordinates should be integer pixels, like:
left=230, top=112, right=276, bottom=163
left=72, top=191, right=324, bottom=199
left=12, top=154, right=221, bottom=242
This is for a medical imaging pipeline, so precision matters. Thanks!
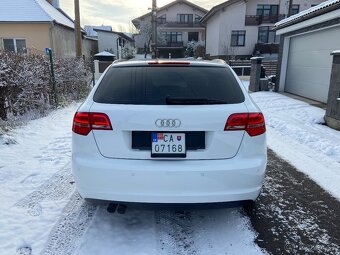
left=93, top=66, right=245, bottom=105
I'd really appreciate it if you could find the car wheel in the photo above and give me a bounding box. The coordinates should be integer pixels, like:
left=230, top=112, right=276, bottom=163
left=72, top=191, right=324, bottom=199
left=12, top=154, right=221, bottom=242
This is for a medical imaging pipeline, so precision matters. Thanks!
left=243, top=200, right=256, bottom=214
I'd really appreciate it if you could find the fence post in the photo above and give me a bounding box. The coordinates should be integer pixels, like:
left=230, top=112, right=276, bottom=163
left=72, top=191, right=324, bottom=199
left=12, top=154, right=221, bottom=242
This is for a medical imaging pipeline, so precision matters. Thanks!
left=91, top=58, right=96, bottom=86
left=325, top=51, right=340, bottom=130
left=94, top=60, right=100, bottom=81
left=47, top=48, right=58, bottom=107
left=249, top=57, right=263, bottom=92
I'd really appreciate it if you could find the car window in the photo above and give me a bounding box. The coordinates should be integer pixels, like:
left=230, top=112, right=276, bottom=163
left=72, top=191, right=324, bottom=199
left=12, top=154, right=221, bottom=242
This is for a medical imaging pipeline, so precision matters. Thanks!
left=93, top=66, right=245, bottom=105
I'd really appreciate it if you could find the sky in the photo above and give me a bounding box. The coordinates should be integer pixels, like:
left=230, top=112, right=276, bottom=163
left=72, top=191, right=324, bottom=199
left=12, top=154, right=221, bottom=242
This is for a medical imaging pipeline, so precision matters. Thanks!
left=59, top=0, right=226, bottom=32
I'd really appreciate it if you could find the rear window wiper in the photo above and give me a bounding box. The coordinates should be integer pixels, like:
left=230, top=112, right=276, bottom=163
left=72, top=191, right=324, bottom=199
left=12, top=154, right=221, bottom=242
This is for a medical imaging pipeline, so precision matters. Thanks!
left=166, top=96, right=227, bottom=105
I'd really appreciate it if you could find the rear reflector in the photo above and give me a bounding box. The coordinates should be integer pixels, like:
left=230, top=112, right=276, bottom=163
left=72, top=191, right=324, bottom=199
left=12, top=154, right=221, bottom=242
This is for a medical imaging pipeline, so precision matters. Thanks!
left=73, top=112, right=112, bottom=136
left=225, top=113, right=266, bottom=137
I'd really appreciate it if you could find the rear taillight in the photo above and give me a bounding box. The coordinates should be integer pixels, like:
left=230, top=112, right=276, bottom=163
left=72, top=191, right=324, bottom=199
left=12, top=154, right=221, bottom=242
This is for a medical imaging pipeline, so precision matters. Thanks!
left=247, top=113, right=266, bottom=136
left=225, top=113, right=266, bottom=137
left=72, top=112, right=112, bottom=136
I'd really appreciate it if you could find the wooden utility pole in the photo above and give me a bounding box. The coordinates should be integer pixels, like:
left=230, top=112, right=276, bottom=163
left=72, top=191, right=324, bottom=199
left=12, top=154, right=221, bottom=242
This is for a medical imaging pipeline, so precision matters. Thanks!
left=287, top=0, right=294, bottom=17
left=74, top=0, right=82, bottom=57
left=151, top=0, right=157, bottom=58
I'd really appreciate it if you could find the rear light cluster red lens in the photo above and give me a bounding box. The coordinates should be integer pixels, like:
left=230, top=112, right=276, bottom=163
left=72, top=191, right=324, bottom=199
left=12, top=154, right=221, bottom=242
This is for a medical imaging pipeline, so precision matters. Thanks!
left=224, top=113, right=266, bottom=137
left=72, top=112, right=112, bottom=136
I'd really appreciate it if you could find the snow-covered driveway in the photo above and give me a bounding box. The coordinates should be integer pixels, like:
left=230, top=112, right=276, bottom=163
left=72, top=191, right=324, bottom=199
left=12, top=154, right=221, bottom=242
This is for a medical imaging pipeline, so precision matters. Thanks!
left=0, top=104, right=263, bottom=255
left=0, top=104, right=79, bottom=255
left=249, top=91, right=340, bottom=200
left=0, top=90, right=339, bottom=255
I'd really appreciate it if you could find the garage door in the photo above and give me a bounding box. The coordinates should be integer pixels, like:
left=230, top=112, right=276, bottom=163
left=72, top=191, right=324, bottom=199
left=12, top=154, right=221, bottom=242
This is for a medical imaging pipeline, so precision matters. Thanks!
left=285, top=25, right=340, bottom=103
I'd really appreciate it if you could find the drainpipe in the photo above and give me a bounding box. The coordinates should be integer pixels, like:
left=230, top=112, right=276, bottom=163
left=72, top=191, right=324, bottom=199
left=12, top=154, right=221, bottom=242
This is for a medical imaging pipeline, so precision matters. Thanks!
left=287, top=0, right=293, bottom=17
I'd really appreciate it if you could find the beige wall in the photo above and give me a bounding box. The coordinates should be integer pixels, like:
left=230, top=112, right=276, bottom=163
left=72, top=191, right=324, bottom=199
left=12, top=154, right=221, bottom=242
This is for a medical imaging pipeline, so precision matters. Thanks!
left=0, top=23, right=96, bottom=58
left=0, top=23, right=51, bottom=54
left=51, top=24, right=76, bottom=58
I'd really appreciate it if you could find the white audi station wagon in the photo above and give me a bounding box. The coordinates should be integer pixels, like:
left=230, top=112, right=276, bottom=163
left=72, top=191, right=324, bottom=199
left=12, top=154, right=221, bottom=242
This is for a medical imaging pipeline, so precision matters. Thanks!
left=72, top=60, right=267, bottom=208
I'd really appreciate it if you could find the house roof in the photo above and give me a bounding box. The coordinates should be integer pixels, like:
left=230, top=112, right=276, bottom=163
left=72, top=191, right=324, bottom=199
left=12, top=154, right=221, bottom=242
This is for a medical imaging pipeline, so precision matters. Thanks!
left=84, top=25, right=112, bottom=37
left=132, top=0, right=208, bottom=27
left=0, top=0, right=75, bottom=29
left=95, top=51, right=115, bottom=57
left=94, top=29, right=135, bottom=42
left=274, top=0, right=340, bottom=30
left=200, top=0, right=241, bottom=23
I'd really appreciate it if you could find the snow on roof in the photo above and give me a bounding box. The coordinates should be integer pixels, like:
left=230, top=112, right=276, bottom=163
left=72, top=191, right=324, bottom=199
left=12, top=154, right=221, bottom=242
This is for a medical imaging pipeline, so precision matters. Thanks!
left=0, top=0, right=75, bottom=29
left=275, top=0, right=340, bottom=28
left=84, top=25, right=112, bottom=37
left=95, top=51, right=116, bottom=57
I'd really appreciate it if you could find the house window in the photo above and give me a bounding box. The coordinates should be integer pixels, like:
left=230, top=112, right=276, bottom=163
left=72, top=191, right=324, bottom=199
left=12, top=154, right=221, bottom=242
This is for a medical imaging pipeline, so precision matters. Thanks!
left=163, top=32, right=182, bottom=42
left=157, top=14, right=166, bottom=24
left=256, top=5, right=279, bottom=16
left=195, top=15, right=202, bottom=23
left=258, top=26, right=278, bottom=43
left=188, top=32, right=199, bottom=42
left=291, top=4, right=300, bottom=15
left=177, top=14, right=193, bottom=23
left=3, top=38, right=27, bottom=53
left=231, top=30, right=246, bottom=46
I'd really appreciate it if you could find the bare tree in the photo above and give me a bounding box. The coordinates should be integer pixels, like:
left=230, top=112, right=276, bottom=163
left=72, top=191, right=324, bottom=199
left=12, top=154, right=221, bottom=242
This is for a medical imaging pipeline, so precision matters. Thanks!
left=222, top=44, right=237, bottom=63
left=137, top=18, right=167, bottom=58
left=136, top=18, right=152, bottom=58
left=117, top=24, right=124, bottom=32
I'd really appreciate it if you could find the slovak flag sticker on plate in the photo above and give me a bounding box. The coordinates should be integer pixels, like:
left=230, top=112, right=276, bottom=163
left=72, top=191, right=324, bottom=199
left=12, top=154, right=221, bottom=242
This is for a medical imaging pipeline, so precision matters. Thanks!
left=152, top=133, right=164, bottom=142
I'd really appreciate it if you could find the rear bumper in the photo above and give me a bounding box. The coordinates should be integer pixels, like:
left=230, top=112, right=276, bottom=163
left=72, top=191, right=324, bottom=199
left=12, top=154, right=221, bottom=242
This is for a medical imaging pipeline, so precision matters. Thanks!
left=72, top=154, right=266, bottom=204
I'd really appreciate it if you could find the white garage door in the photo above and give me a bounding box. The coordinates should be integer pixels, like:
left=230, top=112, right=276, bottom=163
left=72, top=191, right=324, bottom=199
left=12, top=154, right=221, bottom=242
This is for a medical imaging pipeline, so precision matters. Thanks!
left=285, top=25, right=340, bottom=103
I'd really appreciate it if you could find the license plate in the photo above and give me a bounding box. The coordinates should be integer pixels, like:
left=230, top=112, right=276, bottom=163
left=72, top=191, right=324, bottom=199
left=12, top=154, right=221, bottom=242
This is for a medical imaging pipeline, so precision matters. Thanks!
left=151, top=133, right=186, bottom=158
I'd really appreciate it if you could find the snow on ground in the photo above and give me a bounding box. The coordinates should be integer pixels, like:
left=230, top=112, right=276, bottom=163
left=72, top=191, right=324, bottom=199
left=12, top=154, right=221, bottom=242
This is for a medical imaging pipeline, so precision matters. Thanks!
left=75, top=208, right=264, bottom=255
left=1, top=80, right=339, bottom=254
left=241, top=81, right=340, bottom=200
left=0, top=103, right=79, bottom=254
left=0, top=102, right=265, bottom=255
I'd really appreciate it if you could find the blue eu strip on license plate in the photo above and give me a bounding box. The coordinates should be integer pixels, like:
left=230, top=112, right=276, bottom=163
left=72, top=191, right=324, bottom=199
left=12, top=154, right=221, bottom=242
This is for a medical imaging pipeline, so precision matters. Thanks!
left=151, top=133, right=186, bottom=158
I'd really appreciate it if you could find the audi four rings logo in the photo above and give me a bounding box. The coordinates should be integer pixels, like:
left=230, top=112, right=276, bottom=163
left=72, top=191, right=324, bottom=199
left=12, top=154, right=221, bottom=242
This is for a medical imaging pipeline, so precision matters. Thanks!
left=155, top=119, right=181, bottom=127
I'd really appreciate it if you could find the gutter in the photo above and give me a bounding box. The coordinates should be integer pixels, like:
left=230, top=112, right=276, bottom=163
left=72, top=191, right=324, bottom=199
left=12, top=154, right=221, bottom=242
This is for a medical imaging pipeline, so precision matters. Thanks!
left=274, top=2, right=340, bottom=31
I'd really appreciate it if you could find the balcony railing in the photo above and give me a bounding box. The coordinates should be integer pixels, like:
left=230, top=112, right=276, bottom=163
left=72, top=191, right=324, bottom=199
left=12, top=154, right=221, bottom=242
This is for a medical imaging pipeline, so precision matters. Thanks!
left=245, top=14, right=286, bottom=26
left=158, top=41, right=184, bottom=48
left=157, top=21, right=204, bottom=28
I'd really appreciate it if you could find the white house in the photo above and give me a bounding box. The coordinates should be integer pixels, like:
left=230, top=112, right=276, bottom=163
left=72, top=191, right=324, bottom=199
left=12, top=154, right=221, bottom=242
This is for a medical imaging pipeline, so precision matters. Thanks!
left=132, top=0, right=207, bottom=58
left=201, top=0, right=325, bottom=60
left=84, top=25, right=112, bottom=38
left=95, top=29, right=135, bottom=59
left=274, top=0, right=340, bottom=103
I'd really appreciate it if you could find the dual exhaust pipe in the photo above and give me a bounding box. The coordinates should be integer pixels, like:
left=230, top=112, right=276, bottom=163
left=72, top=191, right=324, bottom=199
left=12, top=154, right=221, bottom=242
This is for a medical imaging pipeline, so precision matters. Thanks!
left=107, top=203, right=127, bottom=214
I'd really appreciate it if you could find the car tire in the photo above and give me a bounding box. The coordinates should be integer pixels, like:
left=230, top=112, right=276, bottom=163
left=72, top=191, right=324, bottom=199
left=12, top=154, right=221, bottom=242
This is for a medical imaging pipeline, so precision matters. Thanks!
left=243, top=200, right=256, bottom=214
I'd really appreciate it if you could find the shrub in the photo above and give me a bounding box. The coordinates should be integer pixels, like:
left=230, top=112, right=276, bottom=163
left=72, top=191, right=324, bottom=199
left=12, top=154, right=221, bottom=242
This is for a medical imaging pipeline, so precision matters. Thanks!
left=0, top=50, right=92, bottom=121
